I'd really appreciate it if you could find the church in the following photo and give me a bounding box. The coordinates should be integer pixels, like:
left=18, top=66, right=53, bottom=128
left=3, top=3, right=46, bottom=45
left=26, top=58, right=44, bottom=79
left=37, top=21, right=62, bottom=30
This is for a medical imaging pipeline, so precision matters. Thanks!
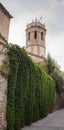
left=0, top=3, right=46, bottom=63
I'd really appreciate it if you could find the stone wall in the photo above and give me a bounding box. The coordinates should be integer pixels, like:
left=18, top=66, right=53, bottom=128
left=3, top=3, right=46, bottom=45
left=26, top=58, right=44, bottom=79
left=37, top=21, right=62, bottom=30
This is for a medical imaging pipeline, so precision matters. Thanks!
left=0, top=50, right=7, bottom=130
left=0, top=8, right=10, bottom=41
left=0, top=75, right=7, bottom=130
left=27, top=52, right=44, bottom=63
left=55, top=90, right=64, bottom=110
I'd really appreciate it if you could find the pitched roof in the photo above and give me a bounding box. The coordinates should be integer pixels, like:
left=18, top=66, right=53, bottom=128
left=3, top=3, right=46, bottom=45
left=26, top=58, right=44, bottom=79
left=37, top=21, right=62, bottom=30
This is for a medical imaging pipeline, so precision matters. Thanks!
left=0, top=3, right=13, bottom=18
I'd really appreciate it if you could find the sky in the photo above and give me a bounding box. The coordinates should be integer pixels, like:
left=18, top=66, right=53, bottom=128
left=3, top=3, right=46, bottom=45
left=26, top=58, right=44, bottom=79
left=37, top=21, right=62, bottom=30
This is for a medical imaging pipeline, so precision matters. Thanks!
left=1, top=0, right=64, bottom=71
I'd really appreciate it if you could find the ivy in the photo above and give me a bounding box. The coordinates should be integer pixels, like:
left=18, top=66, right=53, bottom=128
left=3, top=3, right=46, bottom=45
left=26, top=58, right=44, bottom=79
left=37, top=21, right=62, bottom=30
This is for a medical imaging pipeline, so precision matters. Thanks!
left=0, top=33, right=8, bottom=44
left=6, top=44, right=55, bottom=130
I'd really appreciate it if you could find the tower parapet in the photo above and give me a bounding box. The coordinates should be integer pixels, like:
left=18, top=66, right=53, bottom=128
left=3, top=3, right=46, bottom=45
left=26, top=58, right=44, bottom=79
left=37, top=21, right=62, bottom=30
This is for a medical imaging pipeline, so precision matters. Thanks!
left=27, top=21, right=45, bottom=30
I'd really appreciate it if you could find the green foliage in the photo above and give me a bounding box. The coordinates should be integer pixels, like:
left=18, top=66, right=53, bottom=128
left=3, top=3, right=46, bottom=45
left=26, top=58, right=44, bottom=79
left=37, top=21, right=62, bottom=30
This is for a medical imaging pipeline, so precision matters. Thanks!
left=38, top=53, right=64, bottom=93
left=47, top=54, right=64, bottom=93
left=0, top=33, right=10, bottom=49
left=47, top=54, right=55, bottom=74
left=38, top=59, right=48, bottom=73
left=0, top=58, right=10, bottom=77
left=50, top=72, right=64, bottom=93
left=6, top=45, right=55, bottom=130
left=0, top=33, right=8, bottom=44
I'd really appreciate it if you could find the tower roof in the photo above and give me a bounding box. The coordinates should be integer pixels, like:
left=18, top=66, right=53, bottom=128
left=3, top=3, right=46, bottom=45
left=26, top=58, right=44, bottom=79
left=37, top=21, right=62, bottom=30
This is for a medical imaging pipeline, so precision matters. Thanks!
left=0, top=3, right=13, bottom=18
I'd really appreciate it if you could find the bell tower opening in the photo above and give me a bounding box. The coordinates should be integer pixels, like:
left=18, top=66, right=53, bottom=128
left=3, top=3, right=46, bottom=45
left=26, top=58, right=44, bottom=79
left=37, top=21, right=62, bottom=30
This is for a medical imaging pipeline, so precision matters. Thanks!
left=41, top=32, right=43, bottom=41
left=34, top=31, right=37, bottom=39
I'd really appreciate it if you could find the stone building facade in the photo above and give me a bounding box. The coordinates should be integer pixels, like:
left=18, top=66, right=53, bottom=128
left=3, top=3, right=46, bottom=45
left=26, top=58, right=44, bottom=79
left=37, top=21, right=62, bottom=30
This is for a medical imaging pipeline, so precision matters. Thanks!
left=0, top=3, right=13, bottom=41
left=0, top=3, right=12, bottom=129
left=26, top=19, right=46, bottom=63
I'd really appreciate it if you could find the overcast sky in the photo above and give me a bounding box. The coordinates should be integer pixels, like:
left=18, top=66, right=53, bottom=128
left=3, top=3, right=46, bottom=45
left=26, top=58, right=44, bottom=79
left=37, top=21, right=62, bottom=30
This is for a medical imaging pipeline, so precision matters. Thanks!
left=1, top=0, right=64, bottom=71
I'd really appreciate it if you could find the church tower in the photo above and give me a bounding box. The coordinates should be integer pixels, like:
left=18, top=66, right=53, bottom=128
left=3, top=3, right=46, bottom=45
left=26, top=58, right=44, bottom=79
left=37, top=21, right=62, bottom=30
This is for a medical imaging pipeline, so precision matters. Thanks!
left=26, top=19, right=46, bottom=63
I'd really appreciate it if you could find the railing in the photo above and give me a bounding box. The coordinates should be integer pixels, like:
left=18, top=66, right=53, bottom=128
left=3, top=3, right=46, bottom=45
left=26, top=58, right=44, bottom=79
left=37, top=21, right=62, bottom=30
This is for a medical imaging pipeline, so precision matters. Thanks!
left=27, top=22, right=45, bottom=29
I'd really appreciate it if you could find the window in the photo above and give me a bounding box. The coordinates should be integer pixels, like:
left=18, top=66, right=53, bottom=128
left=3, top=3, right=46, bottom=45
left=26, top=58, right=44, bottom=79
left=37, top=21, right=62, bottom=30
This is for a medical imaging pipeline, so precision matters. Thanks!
left=28, top=32, right=30, bottom=40
left=41, top=32, right=43, bottom=40
left=34, top=31, right=37, bottom=39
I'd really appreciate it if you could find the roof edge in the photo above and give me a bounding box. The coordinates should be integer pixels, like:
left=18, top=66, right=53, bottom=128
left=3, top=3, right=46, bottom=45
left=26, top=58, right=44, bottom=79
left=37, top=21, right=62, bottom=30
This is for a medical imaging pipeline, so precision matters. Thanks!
left=0, top=3, right=13, bottom=18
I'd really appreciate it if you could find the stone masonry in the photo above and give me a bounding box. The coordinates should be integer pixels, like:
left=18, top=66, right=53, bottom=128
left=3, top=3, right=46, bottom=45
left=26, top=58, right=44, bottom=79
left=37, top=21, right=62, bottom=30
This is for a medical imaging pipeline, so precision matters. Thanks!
left=0, top=3, right=13, bottom=41
left=26, top=20, right=46, bottom=63
left=0, top=50, right=7, bottom=130
left=0, top=3, right=12, bottom=128
left=0, top=74, right=7, bottom=130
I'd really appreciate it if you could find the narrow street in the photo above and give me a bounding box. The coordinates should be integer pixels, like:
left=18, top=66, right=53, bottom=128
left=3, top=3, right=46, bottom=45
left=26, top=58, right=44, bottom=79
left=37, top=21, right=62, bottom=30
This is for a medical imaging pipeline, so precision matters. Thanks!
left=22, top=109, right=64, bottom=130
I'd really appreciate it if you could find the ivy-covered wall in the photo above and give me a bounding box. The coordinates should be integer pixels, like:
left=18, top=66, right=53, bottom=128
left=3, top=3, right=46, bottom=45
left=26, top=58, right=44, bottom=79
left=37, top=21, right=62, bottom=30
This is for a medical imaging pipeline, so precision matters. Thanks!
left=6, top=45, right=55, bottom=130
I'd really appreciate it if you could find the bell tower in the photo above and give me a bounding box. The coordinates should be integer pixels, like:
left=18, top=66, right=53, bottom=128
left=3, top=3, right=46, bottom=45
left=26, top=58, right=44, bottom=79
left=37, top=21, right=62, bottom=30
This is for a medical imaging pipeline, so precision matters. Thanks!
left=26, top=19, right=46, bottom=62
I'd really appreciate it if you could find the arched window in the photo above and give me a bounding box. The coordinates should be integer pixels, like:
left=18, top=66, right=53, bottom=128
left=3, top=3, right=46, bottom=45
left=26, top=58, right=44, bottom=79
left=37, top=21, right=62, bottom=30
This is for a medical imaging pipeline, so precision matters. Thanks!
left=28, top=32, right=30, bottom=40
left=41, top=32, right=43, bottom=40
left=34, top=31, right=37, bottom=39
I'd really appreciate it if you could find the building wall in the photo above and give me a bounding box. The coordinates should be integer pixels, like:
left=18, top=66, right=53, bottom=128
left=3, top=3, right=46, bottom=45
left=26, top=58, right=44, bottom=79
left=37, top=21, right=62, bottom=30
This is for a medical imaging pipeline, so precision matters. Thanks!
left=26, top=26, right=46, bottom=47
left=0, top=8, right=10, bottom=40
left=26, top=45, right=46, bottom=57
left=55, top=91, right=64, bottom=110
left=0, top=74, right=7, bottom=130
left=0, top=51, right=7, bottom=130
left=27, top=53, right=44, bottom=63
